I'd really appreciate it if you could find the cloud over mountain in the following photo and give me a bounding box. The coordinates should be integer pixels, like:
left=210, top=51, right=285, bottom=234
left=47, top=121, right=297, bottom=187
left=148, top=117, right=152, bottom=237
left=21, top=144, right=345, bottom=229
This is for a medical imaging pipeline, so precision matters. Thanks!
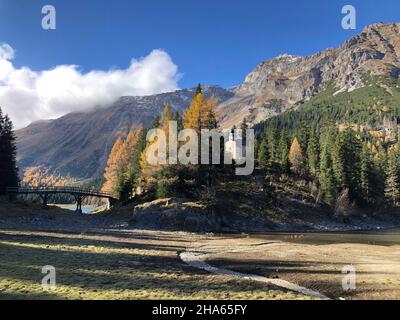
left=0, top=44, right=181, bottom=128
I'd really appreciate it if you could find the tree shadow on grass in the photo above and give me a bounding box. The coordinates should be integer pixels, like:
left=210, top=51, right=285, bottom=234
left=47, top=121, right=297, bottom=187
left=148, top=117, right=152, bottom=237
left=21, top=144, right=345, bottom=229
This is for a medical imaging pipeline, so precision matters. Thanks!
left=0, top=236, right=284, bottom=300
left=0, top=232, right=183, bottom=253
left=207, top=257, right=395, bottom=299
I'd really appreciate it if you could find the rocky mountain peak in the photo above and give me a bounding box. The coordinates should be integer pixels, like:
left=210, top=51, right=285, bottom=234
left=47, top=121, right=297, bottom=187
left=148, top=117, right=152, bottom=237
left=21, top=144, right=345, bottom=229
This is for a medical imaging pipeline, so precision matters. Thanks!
left=218, top=22, right=400, bottom=128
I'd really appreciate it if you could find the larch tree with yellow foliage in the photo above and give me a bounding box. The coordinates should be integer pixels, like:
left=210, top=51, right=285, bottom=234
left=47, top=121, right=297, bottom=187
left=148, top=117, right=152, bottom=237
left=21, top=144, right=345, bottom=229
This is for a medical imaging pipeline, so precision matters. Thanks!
left=183, top=86, right=218, bottom=133
left=102, top=137, right=125, bottom=194
left=183, top=84, right=221, bottom=194
left=102, top=128, right=142, bottom=198
left=139, top=104, right=173, bottom=184
left=289, top=137, right=304, bottom=175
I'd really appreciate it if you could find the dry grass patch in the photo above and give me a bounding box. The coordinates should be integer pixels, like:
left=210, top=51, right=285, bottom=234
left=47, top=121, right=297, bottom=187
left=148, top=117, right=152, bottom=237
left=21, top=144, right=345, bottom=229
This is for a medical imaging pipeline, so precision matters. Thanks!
left=0, top=229, right=305, bottom=300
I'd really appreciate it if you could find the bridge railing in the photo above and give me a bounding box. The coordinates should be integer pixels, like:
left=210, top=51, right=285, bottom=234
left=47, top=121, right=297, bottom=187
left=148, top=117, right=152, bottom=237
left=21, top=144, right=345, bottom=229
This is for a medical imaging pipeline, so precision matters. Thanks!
left=6, top=186, right=115, bottom=199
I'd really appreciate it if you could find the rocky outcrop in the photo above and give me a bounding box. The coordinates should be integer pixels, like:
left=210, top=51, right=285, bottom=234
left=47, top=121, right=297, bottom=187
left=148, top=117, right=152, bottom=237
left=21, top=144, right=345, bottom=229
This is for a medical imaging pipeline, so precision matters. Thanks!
left=218, top=23, right=400, bottom=128
left=129, top=199, right=223, bottom=232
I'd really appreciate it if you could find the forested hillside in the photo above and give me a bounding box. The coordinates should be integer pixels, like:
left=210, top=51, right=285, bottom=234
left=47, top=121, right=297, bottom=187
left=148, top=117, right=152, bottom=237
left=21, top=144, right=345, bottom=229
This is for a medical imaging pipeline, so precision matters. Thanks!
left=254, top=74, right=400, bottom=214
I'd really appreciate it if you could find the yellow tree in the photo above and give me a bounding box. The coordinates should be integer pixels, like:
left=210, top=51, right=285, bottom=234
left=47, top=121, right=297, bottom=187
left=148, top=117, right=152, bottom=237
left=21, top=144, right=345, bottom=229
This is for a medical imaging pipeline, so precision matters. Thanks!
left=102, top=129, right=141, bottom=194
left=22, top=166, right=77, bottom=187
left=182, top=86, right=220, bottom=192
left=161, top=103, right=173, bottom=153
left=119, top=129, right=142, bottom=169
left=183, top=91, right=217, bottom=132
left=289, top=137, right=304, bottom=175
left=139, top=104, right=173, bottom=183
left=102, top=137, right=124, bottom=193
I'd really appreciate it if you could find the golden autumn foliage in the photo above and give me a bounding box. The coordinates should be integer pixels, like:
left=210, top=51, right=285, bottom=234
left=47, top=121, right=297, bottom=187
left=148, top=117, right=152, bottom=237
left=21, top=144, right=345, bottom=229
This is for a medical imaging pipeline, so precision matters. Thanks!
left=183, top=93, right=218, bottom=132
left=289, top=137, right=304, bottom=174
left=139, top=135, right=163, bottom=182
left=138, top=91, right=219, bottom=193
left=102, top=128, right=142, bottom=194
left=161, top=104, right=173, bottom=152
left=139, top=104, right=173, bottom=181
left=22, top=166, right=78, bottom=187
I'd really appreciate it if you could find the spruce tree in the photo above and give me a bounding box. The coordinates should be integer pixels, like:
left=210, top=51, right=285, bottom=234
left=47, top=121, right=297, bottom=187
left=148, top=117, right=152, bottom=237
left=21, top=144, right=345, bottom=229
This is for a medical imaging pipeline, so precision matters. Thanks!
left=173, top=111, right=184, bottom=131
left=258, top=135, right=269, bottom=169
left=360, top=143, right=377, bottom=205
left=115, top=170, right=132, bottom=201
left=385, top=148, right=400, bottom=206
left=307, top=125, right=319, bottom=179
left=128, top=129, right=147, bottom=193
left=0, top=108, right=19, bottom=195
left=332, top=133, right=345, bottom=189
left=266, top=125, right=278, bottom=165
left=195, top=83, right=202, bottom=95
left=277, top=130, right=289, bottom=173
left=332, top=129, right=361, bottom=203
left=319, top=142, right=335, bottom=205
left=240, top=118, right=249, bottom=145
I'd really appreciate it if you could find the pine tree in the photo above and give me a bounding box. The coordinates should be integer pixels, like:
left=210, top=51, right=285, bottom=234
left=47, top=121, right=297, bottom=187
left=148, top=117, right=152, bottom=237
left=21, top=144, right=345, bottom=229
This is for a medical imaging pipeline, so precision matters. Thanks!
left=332, top=129, right=362, bottom=202
left=195, top=83, right=202, bottom=95
left=307, top=126, right=319, bottom=178
left=332, top=133, right=345, bottom=189
left=385, top=148, right=400, bottom=206
left=155, top=164, right=188, bottom=198
left=240, top=118, right=249, bottom=144
left=173, top=111, right=184, bottom=131
left=128, top=129, right=147, bottom=194
left=319, top=142, right=335, bottom=205
left=258, top=135, right=269, bottom=169
left=372, top=145, right=387, bottom=204
left=266, top=125, right=278, bottom=165
left=115, top=170, right=132, bottom=202
left=0, top=108, right=19, bottom=195
left=289, top=137, right=304, bottom=175
left=160, top=103, right=173, bottom=158
left=360, top=143, right=376, bottom=205
left=277, top=130, right=289, bottom=173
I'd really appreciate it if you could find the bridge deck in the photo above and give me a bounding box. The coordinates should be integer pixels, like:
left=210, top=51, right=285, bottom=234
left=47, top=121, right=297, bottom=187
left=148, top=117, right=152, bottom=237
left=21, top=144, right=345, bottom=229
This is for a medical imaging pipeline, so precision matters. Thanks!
left=6, top=187, right=116, bottom=200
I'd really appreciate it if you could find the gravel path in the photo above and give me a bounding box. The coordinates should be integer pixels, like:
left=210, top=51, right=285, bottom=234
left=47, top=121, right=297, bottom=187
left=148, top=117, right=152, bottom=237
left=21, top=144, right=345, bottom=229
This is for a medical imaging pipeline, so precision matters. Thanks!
left=180, top=243, right=330, bottom=300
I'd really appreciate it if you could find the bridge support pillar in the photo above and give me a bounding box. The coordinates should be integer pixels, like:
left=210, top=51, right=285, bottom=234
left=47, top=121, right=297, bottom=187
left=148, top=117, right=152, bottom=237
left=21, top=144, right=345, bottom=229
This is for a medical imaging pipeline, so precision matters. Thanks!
left=74, top=195, right=84, bottom=214
left=106, top=198, right=118, bottom=210
left=39, top=193, right=49, bottom=209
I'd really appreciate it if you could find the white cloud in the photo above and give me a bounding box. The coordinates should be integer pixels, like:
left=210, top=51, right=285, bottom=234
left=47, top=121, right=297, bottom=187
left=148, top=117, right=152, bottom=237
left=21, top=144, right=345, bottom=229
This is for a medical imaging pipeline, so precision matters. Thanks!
left=0, top=43, right=15, bottom=60
left=0, top=44, right=181, bottom=129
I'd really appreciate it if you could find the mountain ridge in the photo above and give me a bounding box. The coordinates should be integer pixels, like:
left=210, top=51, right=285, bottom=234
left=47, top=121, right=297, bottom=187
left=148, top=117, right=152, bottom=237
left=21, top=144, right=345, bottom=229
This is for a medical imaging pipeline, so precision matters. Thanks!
left=218, top=22, right=400, bottom=128
left=16, top=22, right=400, bottom=181
left=16, top=85, right=234, bottom=180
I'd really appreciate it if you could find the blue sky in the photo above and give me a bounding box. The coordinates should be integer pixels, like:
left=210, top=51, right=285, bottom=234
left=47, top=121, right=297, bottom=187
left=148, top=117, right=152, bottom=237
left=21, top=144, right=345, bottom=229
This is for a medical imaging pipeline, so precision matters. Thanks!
left=1, top=0, right=400, bottom=88
left=1, top=0, right=400, bottom=128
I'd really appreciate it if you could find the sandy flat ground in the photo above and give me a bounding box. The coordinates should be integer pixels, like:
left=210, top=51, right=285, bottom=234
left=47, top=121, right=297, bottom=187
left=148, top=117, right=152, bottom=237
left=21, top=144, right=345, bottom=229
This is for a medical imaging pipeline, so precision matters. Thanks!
left=196, top=236, right=400, bottom=300
left=0, top=223, right=399, bottom=300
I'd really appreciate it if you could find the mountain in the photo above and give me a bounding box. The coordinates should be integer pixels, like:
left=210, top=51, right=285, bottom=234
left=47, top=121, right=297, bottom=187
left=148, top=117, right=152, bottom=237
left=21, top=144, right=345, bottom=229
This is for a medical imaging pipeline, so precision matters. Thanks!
left=218, top=23, right=400, bottom=128
left=16, top=86, right=234, bottom=180
left=16, top=22, right=400, bottom=182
